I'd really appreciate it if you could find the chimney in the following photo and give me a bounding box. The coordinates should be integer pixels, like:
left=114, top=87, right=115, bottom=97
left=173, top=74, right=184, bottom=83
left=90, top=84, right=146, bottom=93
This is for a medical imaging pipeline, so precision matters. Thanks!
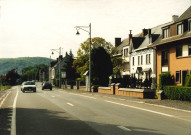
left=142, top=28, right=148, bottom=37
left=115, top=38, right=121, bottom=47
left=129, top=30, right=132, bottom=44
left=172, top=15, right=179, bottom=22
left=148, top=29, right=151, bottom=37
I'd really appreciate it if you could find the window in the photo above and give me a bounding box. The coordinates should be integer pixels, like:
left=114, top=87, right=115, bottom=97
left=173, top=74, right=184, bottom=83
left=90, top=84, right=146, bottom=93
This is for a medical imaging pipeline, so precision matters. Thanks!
left=123, top=48, right=128, bottom=57
left=146, top=54, right=151, bottom=64
left=138, top=56, right=140, bottom=65
left=189, top=45, right=191, bottom=55
left=124, top=62, right=128, bottom=70
left=132, top=57, right=134, bottom=66
left=176, top=70, right=181, bottom=83
left=162, top=50, right=169, bottom=66
left=176, top=45, right=182, bottom=57
left=163, top=28, right=169, bottom=38
left=177, top=24, right=183, bottom=35
left=141, top=55, right=143, bottom=65
left=189, top=21, right=191, bottom=31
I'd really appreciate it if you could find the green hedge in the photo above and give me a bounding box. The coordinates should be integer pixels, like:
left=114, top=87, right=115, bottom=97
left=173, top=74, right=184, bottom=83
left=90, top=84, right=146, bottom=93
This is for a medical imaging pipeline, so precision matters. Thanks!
left=159, top=72, right=174, bottom=90
left=164, top=86, right=191, bottom=101
left=185, top=74, right=191, bottom=87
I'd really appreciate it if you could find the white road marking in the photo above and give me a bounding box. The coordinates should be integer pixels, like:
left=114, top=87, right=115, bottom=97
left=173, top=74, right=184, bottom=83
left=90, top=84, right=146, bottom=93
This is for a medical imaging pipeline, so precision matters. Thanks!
left=68, top=93, right=97, bottom=99
left=105, top=100, right=175, bottom=117
left=67, top=103, right=74, bottom=106
left=0, top=91, right=11, bottom=108
left=117, top=126, right=132, bottom=131
left=51, top=95, right=55, bottom=98
left=11, top=87, right=19, bottom=135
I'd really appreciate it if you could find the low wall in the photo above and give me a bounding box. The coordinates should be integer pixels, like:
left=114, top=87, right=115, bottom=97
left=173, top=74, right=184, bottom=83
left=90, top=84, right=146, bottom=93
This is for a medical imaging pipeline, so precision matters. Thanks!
left=98, top=84, right=115, bottom=95
left=115, top=84, right=155, bottom=99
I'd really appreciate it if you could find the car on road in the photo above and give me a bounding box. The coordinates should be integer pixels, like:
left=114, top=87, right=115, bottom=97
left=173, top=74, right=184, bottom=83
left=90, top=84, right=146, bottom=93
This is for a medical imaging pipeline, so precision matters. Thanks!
left=42, top=82, right=52, bottom=90
left=21, top=81, right=36, bottom=93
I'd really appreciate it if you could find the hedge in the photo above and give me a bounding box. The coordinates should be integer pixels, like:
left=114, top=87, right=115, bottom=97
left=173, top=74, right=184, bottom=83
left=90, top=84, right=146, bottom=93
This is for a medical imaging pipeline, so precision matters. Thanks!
left=159, top=72, right=174, bottom=90
left=164, top=86, right=191, bottom=101
left=185, top=74, right=191, bottom=87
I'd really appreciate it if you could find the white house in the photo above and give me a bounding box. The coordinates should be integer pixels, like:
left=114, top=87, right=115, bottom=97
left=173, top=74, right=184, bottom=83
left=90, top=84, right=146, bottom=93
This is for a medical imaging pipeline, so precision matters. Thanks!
left=129, top=22, right=171, bottom=86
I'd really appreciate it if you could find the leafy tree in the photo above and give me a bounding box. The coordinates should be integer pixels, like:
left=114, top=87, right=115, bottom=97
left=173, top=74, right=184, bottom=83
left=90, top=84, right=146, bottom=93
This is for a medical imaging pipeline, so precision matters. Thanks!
left=6, top=69, right=20, bottom=86
left=110, top=47, right=124, bottom=75
left=91, top=47, right=113, bottom=86
left=73, top=37, right=113, bottom=82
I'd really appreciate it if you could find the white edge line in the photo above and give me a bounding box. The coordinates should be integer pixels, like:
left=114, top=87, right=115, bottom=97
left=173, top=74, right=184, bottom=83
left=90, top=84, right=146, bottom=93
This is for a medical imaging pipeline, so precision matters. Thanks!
left=11, top=87, right=19, bottom=135
left=0, top=91, right=11, bottom=108
left=143, top=102, right=191, bottom=114
left=105, top=100, right=175, bottom=117
left=117, top=126, right=132, bottom=131
left=67, top=103, right=74, bottom=106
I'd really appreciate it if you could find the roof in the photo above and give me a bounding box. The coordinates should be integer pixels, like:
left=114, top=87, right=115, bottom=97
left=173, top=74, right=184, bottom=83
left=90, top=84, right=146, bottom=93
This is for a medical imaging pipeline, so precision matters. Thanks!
left=150, top=6, right=191, bottom=47
left=116, top=33, right=142, bottom=54
left=132, top=21, right=172, bottom=51
left=151, top=31, right=191, bottom=47
left=175, top=6, right=191, bottom=23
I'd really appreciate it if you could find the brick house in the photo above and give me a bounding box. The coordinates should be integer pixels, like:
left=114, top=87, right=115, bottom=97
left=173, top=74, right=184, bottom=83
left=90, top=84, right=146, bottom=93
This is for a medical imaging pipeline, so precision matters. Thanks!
left=151, top=6, right=191, bottom=87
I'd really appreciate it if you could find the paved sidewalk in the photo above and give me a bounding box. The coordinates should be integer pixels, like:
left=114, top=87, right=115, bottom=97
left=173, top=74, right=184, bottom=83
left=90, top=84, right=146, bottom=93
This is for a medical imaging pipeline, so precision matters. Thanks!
left=60, top=88, right=191, bottom=112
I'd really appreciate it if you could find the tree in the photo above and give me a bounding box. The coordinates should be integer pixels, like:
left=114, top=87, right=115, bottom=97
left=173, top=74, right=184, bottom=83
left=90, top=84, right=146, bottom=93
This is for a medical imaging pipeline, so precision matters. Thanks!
left=91, top=47, right=113, bottom=86
left=73, top=37, right=113, bottom=82
left=6, top=69, right=20, bottom=86
left=62, top=50, right=77, bottom=81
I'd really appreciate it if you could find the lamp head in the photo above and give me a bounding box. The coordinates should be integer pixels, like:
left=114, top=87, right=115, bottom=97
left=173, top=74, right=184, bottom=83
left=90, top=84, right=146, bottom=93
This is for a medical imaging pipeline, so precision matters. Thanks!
left=76, top=30, right=80, bottom=35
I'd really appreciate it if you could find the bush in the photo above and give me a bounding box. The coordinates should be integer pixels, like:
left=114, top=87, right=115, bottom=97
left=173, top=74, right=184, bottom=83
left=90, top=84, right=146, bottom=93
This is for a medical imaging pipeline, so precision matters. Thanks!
left=159, top=72, right=174, bottom=90
left=185, top=74, right=191, bottom=87
left=164, top=86, right=191, bottom=101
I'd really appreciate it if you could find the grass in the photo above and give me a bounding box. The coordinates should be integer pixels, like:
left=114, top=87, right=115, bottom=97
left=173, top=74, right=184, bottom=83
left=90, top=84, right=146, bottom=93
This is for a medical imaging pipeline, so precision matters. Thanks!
left=0, top=86, right=10, bottom=91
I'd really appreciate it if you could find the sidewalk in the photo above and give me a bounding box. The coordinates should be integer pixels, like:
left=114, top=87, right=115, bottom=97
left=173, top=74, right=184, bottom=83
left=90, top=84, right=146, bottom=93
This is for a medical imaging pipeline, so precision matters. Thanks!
left=60, top=88, right=191, bottom=112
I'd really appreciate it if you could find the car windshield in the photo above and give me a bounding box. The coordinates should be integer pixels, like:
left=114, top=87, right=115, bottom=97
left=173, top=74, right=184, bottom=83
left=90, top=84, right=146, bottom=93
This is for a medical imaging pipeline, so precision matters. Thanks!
left=24, top=82, right=35, bottom=85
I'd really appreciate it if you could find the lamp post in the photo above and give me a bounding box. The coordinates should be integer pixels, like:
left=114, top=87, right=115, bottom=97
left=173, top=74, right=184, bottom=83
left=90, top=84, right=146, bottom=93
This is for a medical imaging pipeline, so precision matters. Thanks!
left=51, top=47, right=62, bottom=88
left=75, top=23, right=91, bottom=92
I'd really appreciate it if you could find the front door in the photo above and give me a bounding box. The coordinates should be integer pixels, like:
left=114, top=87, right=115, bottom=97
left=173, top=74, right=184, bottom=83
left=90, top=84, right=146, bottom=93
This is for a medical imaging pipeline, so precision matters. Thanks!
left=182, top=70, right=188, bottom=86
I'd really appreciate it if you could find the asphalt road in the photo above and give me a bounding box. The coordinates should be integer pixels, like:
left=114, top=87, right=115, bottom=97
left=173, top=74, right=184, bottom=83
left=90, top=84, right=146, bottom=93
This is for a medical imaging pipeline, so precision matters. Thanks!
left=0, top=82, right=191, bottom=135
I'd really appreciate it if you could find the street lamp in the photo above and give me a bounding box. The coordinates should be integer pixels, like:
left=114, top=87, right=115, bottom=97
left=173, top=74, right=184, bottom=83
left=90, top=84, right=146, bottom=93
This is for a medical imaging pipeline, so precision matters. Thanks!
left=75, top=23, right=91, bottom=92
left=51, top=47, right=62, bottom=88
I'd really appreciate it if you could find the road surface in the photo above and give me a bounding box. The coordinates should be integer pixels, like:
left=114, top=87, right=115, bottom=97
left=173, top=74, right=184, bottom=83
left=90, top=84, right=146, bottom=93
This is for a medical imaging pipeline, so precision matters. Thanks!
left=0, top=82, right=191, bottom=135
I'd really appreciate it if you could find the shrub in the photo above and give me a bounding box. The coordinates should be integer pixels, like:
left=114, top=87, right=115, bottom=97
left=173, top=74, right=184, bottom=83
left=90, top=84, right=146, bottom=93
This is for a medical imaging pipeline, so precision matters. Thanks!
left=159, top=72, right=174, bottom=90
left=164, top=86, right=191, bottom=101
left=185, top=74, right=191, bottom=87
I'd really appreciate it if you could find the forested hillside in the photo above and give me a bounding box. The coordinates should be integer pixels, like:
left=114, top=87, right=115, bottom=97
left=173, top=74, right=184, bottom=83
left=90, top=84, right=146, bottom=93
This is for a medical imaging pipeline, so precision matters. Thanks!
left=0, top=57, right=51, bottom=74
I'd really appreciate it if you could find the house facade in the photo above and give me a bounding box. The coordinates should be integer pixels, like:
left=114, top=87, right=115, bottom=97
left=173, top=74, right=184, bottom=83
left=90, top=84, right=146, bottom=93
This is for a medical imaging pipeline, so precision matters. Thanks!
left=151, top=6, right=191, bottom=87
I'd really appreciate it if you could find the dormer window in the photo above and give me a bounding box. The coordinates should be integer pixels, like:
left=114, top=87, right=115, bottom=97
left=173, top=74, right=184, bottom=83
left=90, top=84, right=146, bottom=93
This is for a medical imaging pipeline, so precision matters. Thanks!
left=177, top=23, right=183, bottom=35
left=163, top=28, right=169, bottom=38
left=189, top=20, right=191, bottom=31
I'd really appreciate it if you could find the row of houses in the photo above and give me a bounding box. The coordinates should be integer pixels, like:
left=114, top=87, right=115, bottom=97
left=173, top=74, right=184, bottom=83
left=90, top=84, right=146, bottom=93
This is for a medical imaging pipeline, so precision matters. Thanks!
left=115, top=6, right=191, bottom=88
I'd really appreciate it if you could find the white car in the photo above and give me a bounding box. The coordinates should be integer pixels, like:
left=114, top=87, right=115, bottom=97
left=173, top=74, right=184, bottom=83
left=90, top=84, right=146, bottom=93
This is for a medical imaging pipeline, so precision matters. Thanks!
left=21, top=81, right=36, bottom=93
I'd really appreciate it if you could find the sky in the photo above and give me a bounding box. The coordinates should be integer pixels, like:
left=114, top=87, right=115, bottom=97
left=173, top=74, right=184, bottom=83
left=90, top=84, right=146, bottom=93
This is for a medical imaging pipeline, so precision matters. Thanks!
left=0, top=0, right=190, bottom=59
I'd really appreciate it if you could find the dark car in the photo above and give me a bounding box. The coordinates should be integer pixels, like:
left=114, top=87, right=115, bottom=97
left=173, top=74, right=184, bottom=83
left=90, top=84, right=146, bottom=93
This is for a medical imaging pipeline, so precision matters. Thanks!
left=42, top=82, right=52, bottom=90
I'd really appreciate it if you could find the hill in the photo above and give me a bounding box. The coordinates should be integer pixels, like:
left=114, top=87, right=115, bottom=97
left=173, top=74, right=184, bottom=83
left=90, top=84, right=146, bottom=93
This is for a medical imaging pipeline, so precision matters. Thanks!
left=0, top=57, right=52, bottom=75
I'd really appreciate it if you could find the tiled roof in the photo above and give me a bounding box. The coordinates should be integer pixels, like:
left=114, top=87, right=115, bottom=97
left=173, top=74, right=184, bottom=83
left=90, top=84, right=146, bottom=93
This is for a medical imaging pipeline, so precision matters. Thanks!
left=175, top=6, right=191, bottom=23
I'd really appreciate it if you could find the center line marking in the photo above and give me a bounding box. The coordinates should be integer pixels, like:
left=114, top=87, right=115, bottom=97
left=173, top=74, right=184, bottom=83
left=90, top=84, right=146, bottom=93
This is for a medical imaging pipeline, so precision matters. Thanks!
left=117, top=126, right=132, bottom=131
left=105, top=100, right=175, bottom=117
left=68, top=93, right=96, bottom=99
left=11, top=87, right=19, bottom=135
left=67, top=103, right=74, bottom=106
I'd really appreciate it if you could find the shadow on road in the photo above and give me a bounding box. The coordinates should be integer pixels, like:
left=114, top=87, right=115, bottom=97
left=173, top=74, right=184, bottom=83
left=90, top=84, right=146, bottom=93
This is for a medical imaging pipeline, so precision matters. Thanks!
left=13, top=107, right=165, bottom=135
left=0, top=107, right=12, bottom=135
